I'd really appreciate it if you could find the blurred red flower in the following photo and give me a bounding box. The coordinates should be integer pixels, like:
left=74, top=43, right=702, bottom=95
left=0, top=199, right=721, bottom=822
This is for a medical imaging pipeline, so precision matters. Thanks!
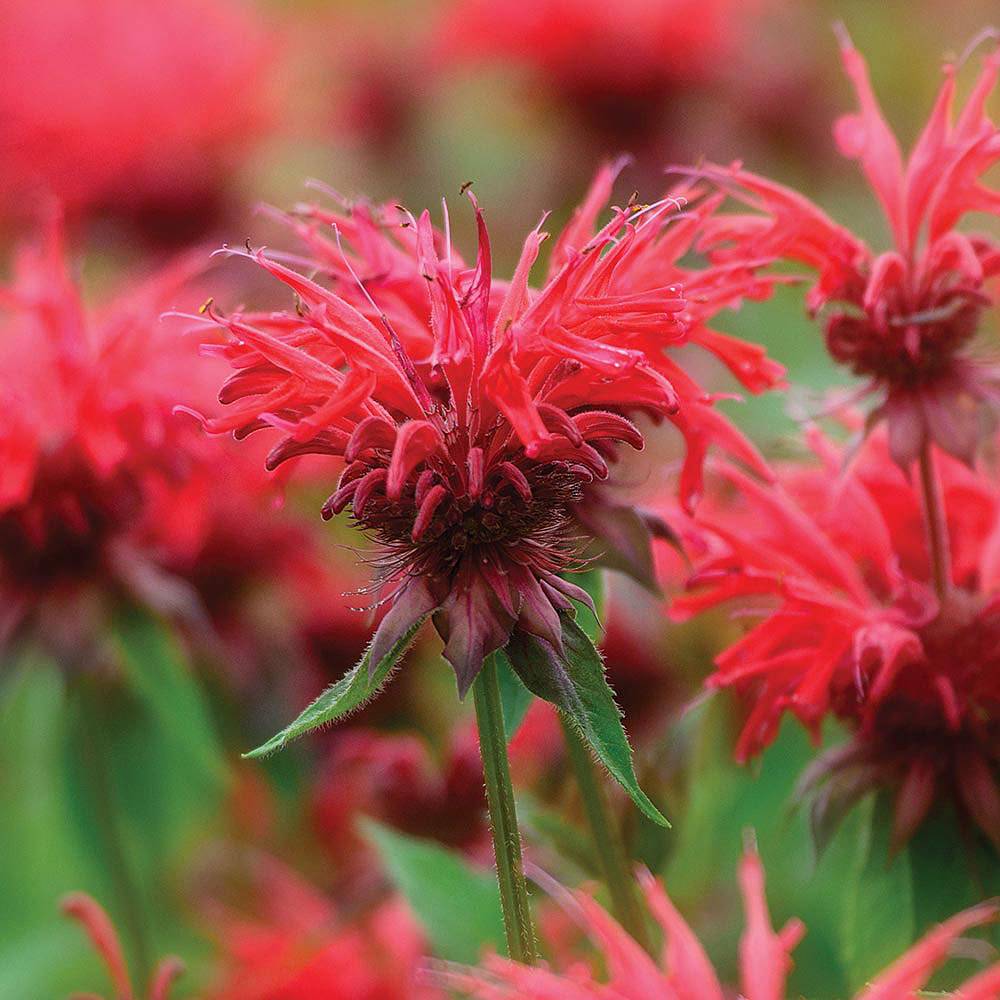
left=62, top=892, right=184, bottom=1000
left=700, top=31, right=1000, bottom=468
left=674, top=429, right=1000, bottom=849
left=202, top=855, right=442, bottom=1000
left=442, top=845, right=1000, bottom=998
left=194, top=162, right=780, bottom=693
left=434, top=0, right=767, bottom=150
left=311, top=725, right=489, bottom=878
left=0, top=0, right=274, bottom=244
left=0, top=216, right=219, bottom=652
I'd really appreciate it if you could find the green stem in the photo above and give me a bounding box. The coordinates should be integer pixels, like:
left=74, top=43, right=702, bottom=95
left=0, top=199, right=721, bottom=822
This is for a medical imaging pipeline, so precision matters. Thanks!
left=473, top=656, right=537, bottom=964
left=77, top=680, right=152, bottom=985
left=560, top=715, right=652, bottom=954
left=918, top=441, right=951, bottom=602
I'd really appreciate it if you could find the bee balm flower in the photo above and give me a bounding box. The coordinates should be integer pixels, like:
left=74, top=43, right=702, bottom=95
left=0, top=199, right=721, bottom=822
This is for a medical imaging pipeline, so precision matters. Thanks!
left=0, top=217, right=220, bottom=652
left=674, top=430, right=1000, bottom=850
left=700, top=31, right=1000, bottom=467
left=441, top=846, right=999, bottom=999
left=194, top=165, right=779, bottom=695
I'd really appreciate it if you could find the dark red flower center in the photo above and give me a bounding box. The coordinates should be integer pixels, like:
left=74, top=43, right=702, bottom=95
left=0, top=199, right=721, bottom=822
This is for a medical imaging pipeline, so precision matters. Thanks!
left=0, top=453, right=142, bottom=590
left=340, top=452, right=584, bottom=585
left=824, top=284, right=984, bottom=390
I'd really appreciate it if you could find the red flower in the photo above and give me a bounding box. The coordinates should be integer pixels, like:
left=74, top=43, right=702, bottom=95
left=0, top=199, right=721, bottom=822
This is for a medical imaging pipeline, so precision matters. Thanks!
left=202, top=854, right=442, bottom=1000
left=311, top=726, right=488, bottom=878
left=62, top=893, right=184, bottom=1000
left=0, top=0, right=273, bottom=243
left=434, top=0, right=767, bottom=148
left=441, top=845, right=1000, bottom=998
left=0, top=216, right=221, bottom=651
left=194, top=163, right=779, bottom=693
left=699, top=31, right=1000, bottom=467
left=674, top=430, right=1000, bottom=849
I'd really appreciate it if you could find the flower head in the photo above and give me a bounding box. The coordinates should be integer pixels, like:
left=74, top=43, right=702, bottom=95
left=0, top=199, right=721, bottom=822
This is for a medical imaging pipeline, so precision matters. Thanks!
left=434, top=0, right=766, bottom=149
left=0, top=216, right=220, bottom=651
left=674, top=430, right=1000, bottom=849
left=201, top=853, right=442, bottom=1000
left=62, top=892, right=184, bottom=1000
left=0, top=0, right=273, bottom=243
left=311, top=726, right=488, bottom=878
left=195, top=164, right=780, bottom=694
left=442, top=845, right=999, bottom=998
left=700, top=31, right=1000, bottom=467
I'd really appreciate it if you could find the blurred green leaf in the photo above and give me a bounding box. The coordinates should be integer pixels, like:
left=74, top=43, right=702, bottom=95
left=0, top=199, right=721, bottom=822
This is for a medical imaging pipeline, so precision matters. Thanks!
left=363, top=820, right=505, bottom=963
left=842, top=794, right=914, bottom=992
left=245, top=615, right=429, bottom=759
left=568, top=569, right=605, bottom=643
left=506, top=613, right=667, bottom=827
left=494, top=651, right=533, bottom=741
left=114, top=607, right=227, bottom=785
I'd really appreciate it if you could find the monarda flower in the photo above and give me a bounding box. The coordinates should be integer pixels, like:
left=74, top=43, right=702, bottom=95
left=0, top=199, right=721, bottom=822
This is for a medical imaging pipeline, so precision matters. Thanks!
left=440, top=846, right=1000, bottom=999
left=0, top=217, right=218, bottom=654
left=699, top=31, right=1000, bottom=468
left=673, top=430, right=1000, bottom=850
left=433, top=0, right=768, bottom=158
left=193, top=163, right=780, bottom=699
left=0, top=0, right=273, bottom=245
left=200, top=853, right=443, bottom=1000
left=62, top=893, right=184, bottom=1000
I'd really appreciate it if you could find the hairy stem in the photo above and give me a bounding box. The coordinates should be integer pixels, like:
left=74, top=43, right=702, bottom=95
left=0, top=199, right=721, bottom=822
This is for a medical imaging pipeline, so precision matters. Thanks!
left=918, top=441, right=951, bottom=601
left=560, top=714, right=653, bottom=953
left=473, top=655, right=537, bottom=964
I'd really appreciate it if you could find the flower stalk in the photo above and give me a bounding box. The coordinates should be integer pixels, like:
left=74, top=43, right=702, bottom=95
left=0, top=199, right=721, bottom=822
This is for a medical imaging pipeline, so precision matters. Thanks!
left=918, top=441, right=951, bottom=601
left=472, top=655, right=537, bottom=964
left=560, top=714, right=653, bottom=954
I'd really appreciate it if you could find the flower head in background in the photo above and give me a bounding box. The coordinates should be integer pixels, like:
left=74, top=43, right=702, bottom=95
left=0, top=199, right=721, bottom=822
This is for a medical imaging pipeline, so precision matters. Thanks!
left=0, top=0, right=273, bottom=244
left=0, top=215, right=219, bottom=653
left=434, top=0, right=767, bottom=152
left=193, top=162, right=780, bottom=694
left=201, top=853, right=441, bottom=1000
left=442, top=845, right=999, bottom=998
left=700, top=31, right=1000, bottom=468
left=62, top=892, right=184, bottom=1000
left=311, top=726, right=488, bottom=881
left=674, top=430, right=1000, bottom=850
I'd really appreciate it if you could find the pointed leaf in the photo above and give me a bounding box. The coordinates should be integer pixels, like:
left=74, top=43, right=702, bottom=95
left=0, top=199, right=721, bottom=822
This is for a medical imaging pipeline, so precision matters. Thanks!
left=505, top=613, right=668, bottom=826
left=244, top=614, right=429, bottom=759
left=363, top=820, right=505, bottom=963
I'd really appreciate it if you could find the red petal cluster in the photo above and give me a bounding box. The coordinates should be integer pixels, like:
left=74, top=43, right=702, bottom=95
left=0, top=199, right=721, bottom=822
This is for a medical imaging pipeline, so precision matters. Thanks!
left=699, top=33, right=1000, bottom=467
left=311, top=726, right=488, bottom=877
left=443, top=845, right=999, bottom=998
left=674, top=430, right=1000, bottom=849
left=197, top=165, right=780, bottom=692
left=0, top=218, right=222, bottom=646
left=435, top=0, right=762, bottom=107
left=201, top=855, right=442, bottom=1000
left=0, top=0, right=273, bottom=242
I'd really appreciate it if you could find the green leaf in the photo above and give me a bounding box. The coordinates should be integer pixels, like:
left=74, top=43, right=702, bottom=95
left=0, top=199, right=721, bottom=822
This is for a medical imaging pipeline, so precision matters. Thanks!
left=494, top=651, right=533, bottom=741
left=245, top=615, right=428, bottom=759
left=505, top=613, right=668, bottom=827
left=568, top=569, right=604, bottom=643
left=113, top=607, right=226, bottom=785
left=363, top=820, right=505, bottom=963
left=842, top=793, right=915, bottom=993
